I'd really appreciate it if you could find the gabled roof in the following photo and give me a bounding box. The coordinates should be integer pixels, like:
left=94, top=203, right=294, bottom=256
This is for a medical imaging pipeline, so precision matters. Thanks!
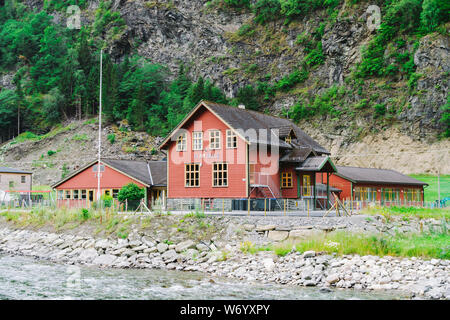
left=159, top=100, right=329, bottom=154
left=51, top=159, right=167, bottom=188
left=147, top=161, right=167, bottom=186
left=296, top=156, right=337, bottom=172
left=101, top=159, right=153, bottom=186
left=335, top=166, right=428, bottom=186
left=0, top=167, right=32, bottom=174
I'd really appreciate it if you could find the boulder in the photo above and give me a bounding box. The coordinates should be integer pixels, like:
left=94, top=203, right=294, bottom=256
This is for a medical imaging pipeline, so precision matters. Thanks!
left=289, top=229, right=322, bottom=240
left=255, top=225, right=276, bottom=232
left=196, top=243, right=209, bottom=252
left=175, top=240, right=196, bottom=253
left=78, top=248, right=99, bottom=263
left=326, top=274, right=340, bottom=284
left=267, top=230, right=289, bottom=241
left=242, top=224, right=255, bottom=231
left=303, top=251, right=316, bottom=258
left=156, top=243, right=169, bottom=253
left=262, top=258, right=275, bottom=272
left=93, top=254, right=117, bottom=266
left=161, top=249, right=178, bottom=262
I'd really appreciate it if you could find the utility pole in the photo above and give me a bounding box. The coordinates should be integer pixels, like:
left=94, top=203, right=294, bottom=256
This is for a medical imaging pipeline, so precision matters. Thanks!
left=17, top=103, right=20, bottom=137
left=97, top=49, right=103, bottom=203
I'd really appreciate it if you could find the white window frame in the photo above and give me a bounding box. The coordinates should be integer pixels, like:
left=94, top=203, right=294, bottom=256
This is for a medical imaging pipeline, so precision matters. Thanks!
left=192, top=131, right=203, bottom=151
left=209, top=130, right=221, bottom=150
left=226, top=129, right=237, bottom=149
left=176, top=133, right=187, bottom=151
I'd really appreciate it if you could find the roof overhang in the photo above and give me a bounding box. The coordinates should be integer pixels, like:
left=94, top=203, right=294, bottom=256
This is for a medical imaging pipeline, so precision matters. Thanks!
left=296, top=156, right=337, bottom=172
left=51, top=159, right=151, bottom=189
left=158, top=100, right=250, bottom=150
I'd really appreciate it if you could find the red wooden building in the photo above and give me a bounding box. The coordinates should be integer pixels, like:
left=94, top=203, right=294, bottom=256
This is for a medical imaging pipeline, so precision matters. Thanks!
left=159, top=100, right=338, bottom=210
left=318, top=166, right=428, bottom=207
left=51, top=158, right=167, bottom=208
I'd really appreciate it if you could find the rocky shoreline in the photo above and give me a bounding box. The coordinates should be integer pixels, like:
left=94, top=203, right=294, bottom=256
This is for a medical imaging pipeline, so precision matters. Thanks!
left=0, top=226, right=448, bottom=300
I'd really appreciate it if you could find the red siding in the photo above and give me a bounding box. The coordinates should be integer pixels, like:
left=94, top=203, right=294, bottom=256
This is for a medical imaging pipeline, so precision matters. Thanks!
left=320, top=172, right=424, bottom=204
left=55, top=162, right=147, bottom=207
left=167, top=106, right=247, bottom=198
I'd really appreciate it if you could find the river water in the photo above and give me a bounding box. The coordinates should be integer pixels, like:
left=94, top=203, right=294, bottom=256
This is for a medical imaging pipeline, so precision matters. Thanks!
left=0, top=253, right=406, bottom=300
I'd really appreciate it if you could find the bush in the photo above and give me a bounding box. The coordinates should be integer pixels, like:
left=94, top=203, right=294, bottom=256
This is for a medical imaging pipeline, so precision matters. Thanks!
left=253, top=0, right=282, bottom=24
left=420, top=0, right=450, bottom=32
left=107, top=133, right=115, bottom=144
left=223, top=0, right=250, bottom=9
left=117, top=183, right=145, bottom=207
left=47, top=150, right=56, bottom=156
left=101, top=194, right=114, bottom=208
left=80, top=208, right=90, bottom=220
left=373, top=103, right=386, bottom=116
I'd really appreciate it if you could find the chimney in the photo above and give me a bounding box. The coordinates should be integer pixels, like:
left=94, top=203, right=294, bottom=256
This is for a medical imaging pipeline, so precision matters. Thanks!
left=238, top=104, right=245, bottom=109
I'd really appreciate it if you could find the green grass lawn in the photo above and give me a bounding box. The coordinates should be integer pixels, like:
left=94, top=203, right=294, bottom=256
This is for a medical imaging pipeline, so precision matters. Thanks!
left=409, top=174, right=450, bottom=202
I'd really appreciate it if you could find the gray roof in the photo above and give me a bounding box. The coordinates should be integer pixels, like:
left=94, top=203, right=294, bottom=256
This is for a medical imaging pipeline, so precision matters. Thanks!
left=296, top=156, right=337, bottom=172
left=204, top=101, right=329, bottom=153
left=52, top=159, right=166, bottom=188
left=101, top=159, right=153, bottom=186
left=160, top=100, right=329, bottom=154
left=0, top=166, right=32, bottom=174
left=336, top=166, right=428, bottom=186
left=147, top=161, right=167, bottom=186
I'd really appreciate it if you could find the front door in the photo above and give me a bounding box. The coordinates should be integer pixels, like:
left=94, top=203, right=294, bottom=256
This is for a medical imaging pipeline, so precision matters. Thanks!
left=88, top=190, right=94, bottom=202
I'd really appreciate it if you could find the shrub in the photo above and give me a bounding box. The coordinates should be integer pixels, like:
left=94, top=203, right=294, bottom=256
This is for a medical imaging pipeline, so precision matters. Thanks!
left=47, top=150, right=56, bottom=156
left=223, top=0, right=250, bottom=9
left=107, top=133, right=115, bottom=144
left=373, top=103, right=386, bottom=116
left=420, top=0, right=450, bottom=32
left=101, top=194, right=114, bottom=208
left=117, top=183, right=145, bottom=206
left=80, top=208, right=90, bottom=220
left=253, top=0, right=282, bottom=24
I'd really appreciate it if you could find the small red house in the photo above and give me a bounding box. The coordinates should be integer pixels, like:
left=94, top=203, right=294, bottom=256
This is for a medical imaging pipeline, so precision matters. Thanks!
left=159, top=100, right=338, bottom=210
left=51, top=158, right=167, bottom=209
left=318, top=166, right=428, bottom=207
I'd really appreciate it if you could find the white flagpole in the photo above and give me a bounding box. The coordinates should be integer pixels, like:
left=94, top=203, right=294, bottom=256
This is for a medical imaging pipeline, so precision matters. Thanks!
left=97, top=49, right=103, bottom=203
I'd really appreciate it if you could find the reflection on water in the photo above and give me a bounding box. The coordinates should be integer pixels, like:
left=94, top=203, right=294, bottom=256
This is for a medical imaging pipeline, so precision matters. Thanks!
left=0, top=254, right=405, bottom=300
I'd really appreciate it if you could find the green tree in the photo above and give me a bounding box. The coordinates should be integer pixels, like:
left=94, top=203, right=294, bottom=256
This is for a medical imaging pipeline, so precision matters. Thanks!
left=117, top=183, right=145, bottom=204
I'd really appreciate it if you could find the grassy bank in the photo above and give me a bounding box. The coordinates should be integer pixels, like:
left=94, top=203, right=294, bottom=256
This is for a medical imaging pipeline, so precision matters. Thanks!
left=241, top=222, right=449, bottom=260
left=409, top=174, right=450, bottom=202
left=362, top=206, right=450, bottom=220
left=0, top=207, right=221, bottom=242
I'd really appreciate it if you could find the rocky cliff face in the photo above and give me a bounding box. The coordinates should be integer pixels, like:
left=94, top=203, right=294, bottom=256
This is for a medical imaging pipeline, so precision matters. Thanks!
left=13, top=0, right=450, bottom=174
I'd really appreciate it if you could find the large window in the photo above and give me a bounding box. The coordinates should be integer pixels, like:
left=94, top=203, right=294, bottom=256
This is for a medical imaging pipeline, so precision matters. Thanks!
left=81, top=190, right=87, bottom=200
left=185, top=163, right=200, bottom=187
left=354, top=187, right=377, bottom=201
left=21, top=176, right=26, bottom=183
left=176, top=133, right=187, bottom=151
left=209, top=130, right=221, bottom=149
left=281, top=172, right=293, bottom=188
left=302, top=175, right=311, bottom=196
left=73, top=190, right=79, bottom=200
left=192, top=131, right=203, bottom=150
left=213, top=163, right=228, bottom=187
left=226, top=130, right=237, bottom=148
left=405, top=189, right=420, bottom=202
left=57, top=190, right=64, bottom=200
left=112, top=189, right=120, bottom=199
left=383, top=188, right=400, bottom=202
left=65, top=190, right=72, bottom=199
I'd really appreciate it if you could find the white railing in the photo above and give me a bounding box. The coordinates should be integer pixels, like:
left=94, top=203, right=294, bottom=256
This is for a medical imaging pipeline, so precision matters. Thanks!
left=250, top=172, right=281, bottom=198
